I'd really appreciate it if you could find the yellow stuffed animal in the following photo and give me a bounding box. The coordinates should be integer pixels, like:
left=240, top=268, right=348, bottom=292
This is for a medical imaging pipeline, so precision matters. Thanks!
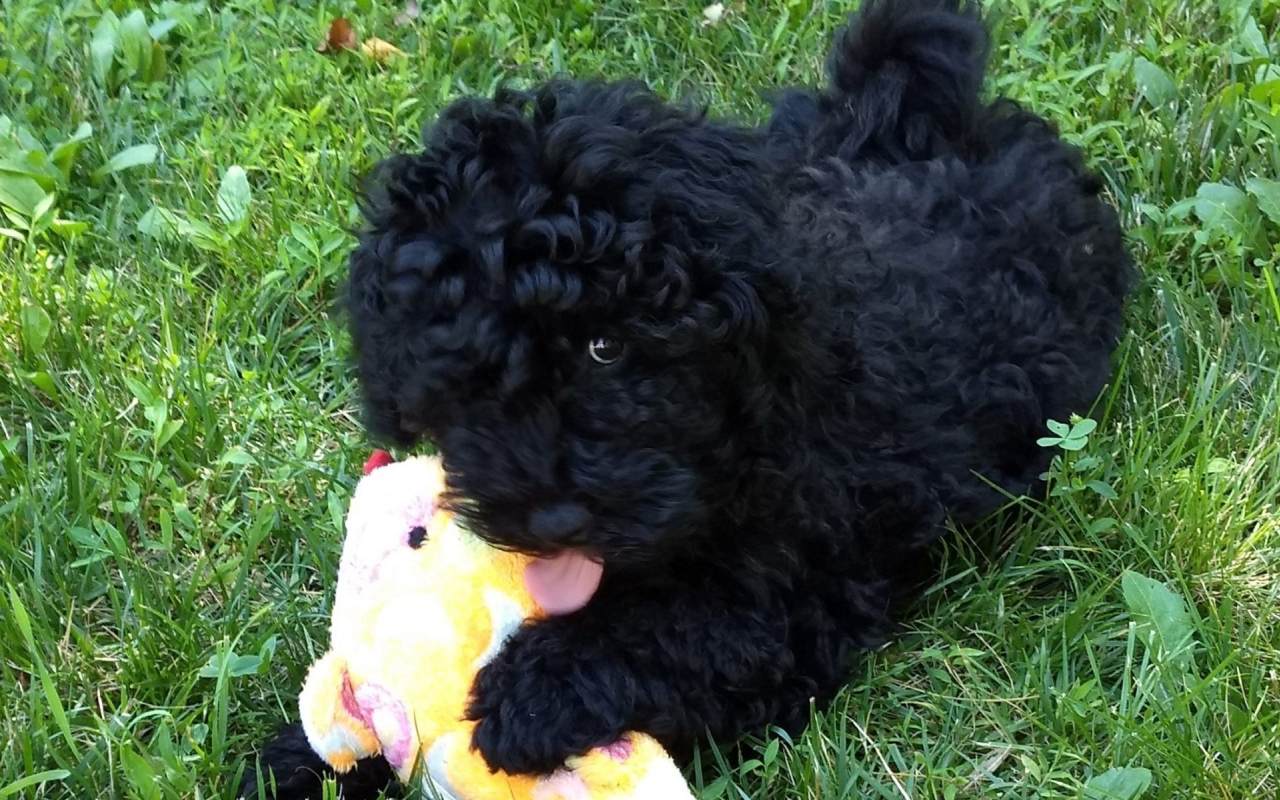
left=298, top=453, right=693, bottom=800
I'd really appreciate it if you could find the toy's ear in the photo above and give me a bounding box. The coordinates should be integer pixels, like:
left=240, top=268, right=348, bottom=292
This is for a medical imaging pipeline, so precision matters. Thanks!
left=298, top=652, right=381, bottom=773
left=363, top=449, right=395, bottom=475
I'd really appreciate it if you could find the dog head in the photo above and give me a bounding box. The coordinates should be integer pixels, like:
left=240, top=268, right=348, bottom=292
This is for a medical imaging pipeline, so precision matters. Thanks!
left=346, top=80, right=803, bottom=570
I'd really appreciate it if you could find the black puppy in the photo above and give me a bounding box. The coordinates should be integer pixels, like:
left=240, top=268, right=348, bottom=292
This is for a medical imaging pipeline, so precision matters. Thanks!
left=243, top=0, right=1130, bottom=795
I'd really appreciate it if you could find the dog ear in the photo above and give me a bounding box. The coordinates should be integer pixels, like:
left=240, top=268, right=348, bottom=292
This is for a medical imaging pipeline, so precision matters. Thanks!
left=355, top=91, right=541, bottom=236
left=711, top=272, right=770, bottom=344
left=715, top=258, right=823, bottom=427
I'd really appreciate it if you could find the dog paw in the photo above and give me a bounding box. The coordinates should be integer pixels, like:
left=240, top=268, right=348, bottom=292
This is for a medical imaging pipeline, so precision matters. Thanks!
left=466, top=623, right=624, bottom=775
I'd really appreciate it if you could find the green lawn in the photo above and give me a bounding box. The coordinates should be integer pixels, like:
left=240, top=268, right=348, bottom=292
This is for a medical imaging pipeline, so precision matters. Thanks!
left=2, top=0, right=1279, bottom=797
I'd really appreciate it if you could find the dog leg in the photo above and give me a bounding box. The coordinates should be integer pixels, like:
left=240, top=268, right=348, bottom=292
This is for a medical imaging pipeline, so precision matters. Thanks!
left=238, top=723, right=398, bottom=800
left=465, top=581, right=812, bottom=775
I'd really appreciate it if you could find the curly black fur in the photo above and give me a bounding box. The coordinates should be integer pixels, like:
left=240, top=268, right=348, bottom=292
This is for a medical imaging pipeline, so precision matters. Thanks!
left=245, top=1, right=1130, bottom=796
left=238, top=724, right=398, bottom=799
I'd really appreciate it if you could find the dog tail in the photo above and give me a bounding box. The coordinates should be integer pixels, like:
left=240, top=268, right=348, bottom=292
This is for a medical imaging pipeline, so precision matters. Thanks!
left=816, top=0, right=990, bottom=161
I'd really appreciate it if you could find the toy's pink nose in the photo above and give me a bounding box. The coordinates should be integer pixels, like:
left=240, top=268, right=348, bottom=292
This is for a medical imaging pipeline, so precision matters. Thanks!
left=528, top=502, right=592, bottom=542
left=342, top=675, right=413, bottom=774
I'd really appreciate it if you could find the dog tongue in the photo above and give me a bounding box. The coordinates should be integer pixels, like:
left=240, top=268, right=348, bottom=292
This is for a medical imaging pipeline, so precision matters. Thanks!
left=524, top=550, right=603, bottom=615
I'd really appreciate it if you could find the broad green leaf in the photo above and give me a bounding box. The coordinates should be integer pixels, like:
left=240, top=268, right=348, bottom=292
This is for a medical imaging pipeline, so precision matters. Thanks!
left=1253, top=78, right=1280, bottom=106
left=93, top=143, right=157, bottom=180
left=142, top=204, right=225, bottom=250
left=118, top=10, right=152, bottom=78
left=123, top=376, right=161, bottom=409
left=50, top=218, right=89, bottom=238
left=196, top=653, right=222, bottom=678
left=215, top=165, right=252, bottom=229
left=1046, top=419, right=1070, bottom=436
left=0, top=117, right=41, bottom=152
left=701, top=775, right=730, bottom=800
left=308, top=95, right=332, bottom=123
left=49, top=122, right=93, bottom=180
left=0, top=157, right=39, bottom=180
left=0, top=151, right=59, bottom=190
left=156, top=419, right=184, bottom=449
left=1087, top=517, right=1118, bottom=535
left=1206, top=457, right=1235, bottom=475
left=143, top=401, right=173, bottom=448
left=761, top=738, right=780, bottom=766
left=218, top=446, right=256, bottom=466
left=259, top=269, right=288, bottom=289
left=67, top=526, right=104, bottom=552
left=93, top=517, right=129, bottom=559
left=20, top=304, right=53, bottom=355
left=1134, top=57, right=1176, bottom=106
left=24, top=371, right=58, bottom=398
left=0, top=172, right=45, bottom=216
left=1087, top=480, right=1118, bottom=500
left=120, top=746, right=160, bottom=800
left=190, top=723, right=209, bottom=744
left=1069, top=418, right=1098, bottom=438
left=146, top=42, right=168, bottom=83
left=327, top=488, right=345, bottom=532
left=178, top=216, right=225, bottom=251
left=142, top=398, right=167, bottom=428
left=228, top=654, right=263, bottom=676
left=31, top=191, right=56, bottom=225
left=149, top=18, right=179, bottom=40
left=137, top=205, right=177, bottom=239
left=1245, top=177, right=1280, bottom=225
left=1193, top=182, right=1254, bottom=234
left=197, top=649, right=262, bottom=678
left=159, top=1, right=207, bottom=30
left=1164, top=197, right=1196, bottom=221
left=258, top=634, right=279, bottom=661
left=90, top=11, right=120, bottom=85
left=1122, top=571, right=1197, bottom=676
left=1239, top=16, right=1269, bottom=59
left=1085, top=766, right=1153, bottom=800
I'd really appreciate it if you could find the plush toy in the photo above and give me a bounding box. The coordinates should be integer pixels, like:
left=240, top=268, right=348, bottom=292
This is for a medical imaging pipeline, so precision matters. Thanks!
left=297, top=452, right=694, bottom=800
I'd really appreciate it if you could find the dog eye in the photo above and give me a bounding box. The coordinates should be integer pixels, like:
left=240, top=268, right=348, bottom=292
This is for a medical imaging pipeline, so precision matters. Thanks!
left=407, top=526, right=427, bottom=549
left=587, top=337, right=624, bottom=365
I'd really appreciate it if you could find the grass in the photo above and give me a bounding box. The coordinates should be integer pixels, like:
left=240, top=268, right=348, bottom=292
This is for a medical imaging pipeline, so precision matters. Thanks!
left=2, top=0, right=1279, bottom=797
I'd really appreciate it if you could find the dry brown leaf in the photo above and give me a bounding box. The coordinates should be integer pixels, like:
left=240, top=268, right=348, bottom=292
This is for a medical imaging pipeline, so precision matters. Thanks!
left=361, top=36, right=406, bottom=63
left=317, top=17, right=358, bottom=53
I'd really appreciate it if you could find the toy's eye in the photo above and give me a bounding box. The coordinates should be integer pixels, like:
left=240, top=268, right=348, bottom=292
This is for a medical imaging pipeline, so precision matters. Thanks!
left=587, top=337, right=624, bottom=365
left=408, top=526, right=427, bottom=549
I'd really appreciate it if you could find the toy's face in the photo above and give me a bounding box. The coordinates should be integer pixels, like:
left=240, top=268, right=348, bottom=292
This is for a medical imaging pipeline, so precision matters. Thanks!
left=301, top=454, right=693, bottom=799
left=333, top=456, right=446, bottom=620
left=343, top=455, right=603, bottom=619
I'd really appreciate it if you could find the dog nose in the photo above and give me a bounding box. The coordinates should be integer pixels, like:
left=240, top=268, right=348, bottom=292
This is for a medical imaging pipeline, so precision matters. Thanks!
left=528, top=502, right=593, bottom=542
